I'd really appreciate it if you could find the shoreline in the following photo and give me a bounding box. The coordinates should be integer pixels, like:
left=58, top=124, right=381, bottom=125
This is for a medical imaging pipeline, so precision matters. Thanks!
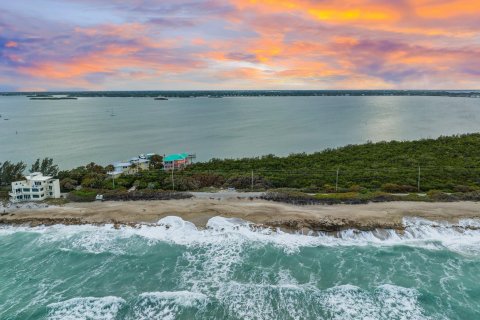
left=2, top=198, right=480, bottom=231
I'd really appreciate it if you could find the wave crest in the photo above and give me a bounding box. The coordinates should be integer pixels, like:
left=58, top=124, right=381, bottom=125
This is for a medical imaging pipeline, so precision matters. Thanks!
left=1, top=216, right=480, bottom=255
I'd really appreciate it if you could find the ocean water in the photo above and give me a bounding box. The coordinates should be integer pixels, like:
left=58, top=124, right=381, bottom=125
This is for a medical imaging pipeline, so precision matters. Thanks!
left=1, top=96, right=480, bottom=168
left=1, top=217, right=479, bottom=319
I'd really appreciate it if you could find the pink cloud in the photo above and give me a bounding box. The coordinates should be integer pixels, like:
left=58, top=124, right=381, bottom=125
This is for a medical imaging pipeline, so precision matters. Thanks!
left=1, top=0, right=480, bottom=90
left=5, top=41, right=18, bottom=48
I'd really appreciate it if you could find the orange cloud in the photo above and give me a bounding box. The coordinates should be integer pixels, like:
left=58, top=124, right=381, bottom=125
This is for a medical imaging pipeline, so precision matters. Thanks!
left=308, top=8, right=394, bottom=23
left=17, top=86, right=47, bottom=92
left=231, top=0, right=302, bottom=13
left=4, top=0, right=480, bottom=90
left=75, top=23, right=146, bottom=39
left=5, top=41, right=18, bottom=48
left=229, top=0, right=479, bottom=37
left=191, top=38, right=207, bottom=46
left=413, top=0, right=480, bottom=18
left=218, top=67, right=266, bottom=80
left=18, top=44, right=202, bottom=82
left=232, top=0, right=400, bottom=24
left=250, top=37, right=284, bottom=63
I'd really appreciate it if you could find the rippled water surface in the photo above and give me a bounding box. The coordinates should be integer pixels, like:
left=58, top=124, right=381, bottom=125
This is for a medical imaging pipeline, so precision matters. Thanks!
left=1, top=96, right=479, bottom=168
left=1, top=217, right=479, bottom=319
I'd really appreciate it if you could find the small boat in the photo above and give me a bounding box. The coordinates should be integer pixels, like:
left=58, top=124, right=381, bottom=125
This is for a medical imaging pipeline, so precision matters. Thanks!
left=154, top=97, right=168, bottom=100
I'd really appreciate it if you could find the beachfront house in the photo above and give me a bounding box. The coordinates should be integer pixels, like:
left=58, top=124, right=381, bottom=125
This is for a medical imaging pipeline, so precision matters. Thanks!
left=9, top=172, right=61, bottom=203
left=107, top=154, right=153, bottom=177
left=163, top=153, right=195, bottom=171
left=108, top=162, right=133, bottom=178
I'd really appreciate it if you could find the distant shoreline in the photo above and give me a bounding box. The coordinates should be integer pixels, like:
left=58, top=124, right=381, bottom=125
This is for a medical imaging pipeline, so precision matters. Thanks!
left=2, top=198, right=480, bottom=232
left=1, top=89, right=480, bottom=98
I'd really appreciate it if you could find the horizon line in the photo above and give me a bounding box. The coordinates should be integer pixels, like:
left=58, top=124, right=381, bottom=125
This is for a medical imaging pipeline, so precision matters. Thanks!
left=1, top=89, right=480, bottom=94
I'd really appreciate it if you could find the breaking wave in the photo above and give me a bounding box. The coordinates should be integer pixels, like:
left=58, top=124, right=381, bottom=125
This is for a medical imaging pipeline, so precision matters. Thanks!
left=47, top=296, right=125, bottom=320
left=44, top=285, right=433, bottom=320
left=1, top=216, right=477, bottom=319
left=1, top=216, right=480, bottom=255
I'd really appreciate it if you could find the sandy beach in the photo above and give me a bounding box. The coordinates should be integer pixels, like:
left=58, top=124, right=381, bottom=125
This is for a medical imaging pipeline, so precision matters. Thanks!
left=2, top=198, right=480, bottom=231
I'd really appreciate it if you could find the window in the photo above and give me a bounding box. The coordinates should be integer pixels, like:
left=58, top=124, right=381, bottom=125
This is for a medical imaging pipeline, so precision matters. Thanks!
left=17, top=196, right=22, bottom=199
left=41, top=194, right=44, bottom=197
left=32, top=188, right=39, bottom=192
left=23, top=188, right=30, bottom=192
left=34, top=181, right=41, bottom=186
left=49, top=186, right=52, bottom=190
left=49, top=192, right=53, bottom=196
left=32, top=195, right=39, bottom=199
left=16, top=189, right=22, bottom=193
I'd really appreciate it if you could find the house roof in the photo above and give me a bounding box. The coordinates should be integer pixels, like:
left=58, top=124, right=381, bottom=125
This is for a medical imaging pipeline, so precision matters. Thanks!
left=26, top=173, right=52, bottom=181
left=114, top=162, right=132, bottom=167
left=164, top=153, right=189, bottom=162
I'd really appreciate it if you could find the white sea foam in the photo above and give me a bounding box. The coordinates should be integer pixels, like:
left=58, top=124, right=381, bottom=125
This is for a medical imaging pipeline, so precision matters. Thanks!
left=133, top=291, right=207, bottom=320
left=41, top=285, right=435, bottom=320
left=320, top=284, right=431, bottom=320
left=1, top=216, right=480, bottom=255
left=138, top=291, right=207, bottom=306
left=1, top=216, right=474, bottom=319
left=401, top=217, right=480, bottom=254
left=217, top=281, right=317, bottom=319
left=215, top=281, right=434, bottom=320
left=47, top=296, right=125, bottom=320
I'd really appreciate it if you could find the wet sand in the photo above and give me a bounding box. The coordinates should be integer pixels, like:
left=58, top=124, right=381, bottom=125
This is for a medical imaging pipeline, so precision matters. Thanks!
left=2, top=198, right=480, bottom=231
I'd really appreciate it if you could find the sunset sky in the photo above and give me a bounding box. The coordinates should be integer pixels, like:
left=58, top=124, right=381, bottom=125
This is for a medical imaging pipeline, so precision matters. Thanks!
left=1, top=0, right=479, bottom=91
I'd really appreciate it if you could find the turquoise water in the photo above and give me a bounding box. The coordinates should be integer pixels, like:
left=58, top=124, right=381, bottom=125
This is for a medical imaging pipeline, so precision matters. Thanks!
left=1, top=217, right=479, bottom=319
left=1, top=96, right=480, bottom=169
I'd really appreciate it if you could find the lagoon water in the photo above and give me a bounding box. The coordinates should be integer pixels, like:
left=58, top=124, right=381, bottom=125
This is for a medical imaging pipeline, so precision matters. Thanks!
left=1, top=95, right=480, bottom=169
left=1, top=217, right=480, bottom=319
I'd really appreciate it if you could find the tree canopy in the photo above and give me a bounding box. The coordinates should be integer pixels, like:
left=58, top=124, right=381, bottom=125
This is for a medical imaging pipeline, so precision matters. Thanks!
left=30, top=157, right=59, bottom=177
left=0, top=161, right=27, bottom=186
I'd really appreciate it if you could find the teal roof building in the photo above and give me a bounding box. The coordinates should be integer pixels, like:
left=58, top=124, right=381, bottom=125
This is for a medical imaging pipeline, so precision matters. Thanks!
left=163, top=153, right=195, bottom=171
left=164, top=153, right=189, bottom=162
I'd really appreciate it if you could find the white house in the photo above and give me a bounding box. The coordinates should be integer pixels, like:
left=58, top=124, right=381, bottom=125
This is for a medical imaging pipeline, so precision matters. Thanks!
left=9, top=172, right=61, bottom=203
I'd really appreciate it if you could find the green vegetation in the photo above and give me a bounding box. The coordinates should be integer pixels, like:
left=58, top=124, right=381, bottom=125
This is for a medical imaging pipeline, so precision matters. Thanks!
left=67, top=189, right=97, bottom=202
left=0, top=161, right=27, bottom=186
left=186, top=133, right=480, bottom=192
left=261, top=189, right=480, bottom=205
left=34, top=133, right=480, bottom=195
left=149, top=154, right=164, bottom=170
left=3, top=134, right=480, bottom=203
left=102, top=189, right=192, bottom=201
left=0, top=157, right=58, bottom=187
left=0, top=187, right=10, bottom=204
left=30, top=158, right=59, bottom=177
